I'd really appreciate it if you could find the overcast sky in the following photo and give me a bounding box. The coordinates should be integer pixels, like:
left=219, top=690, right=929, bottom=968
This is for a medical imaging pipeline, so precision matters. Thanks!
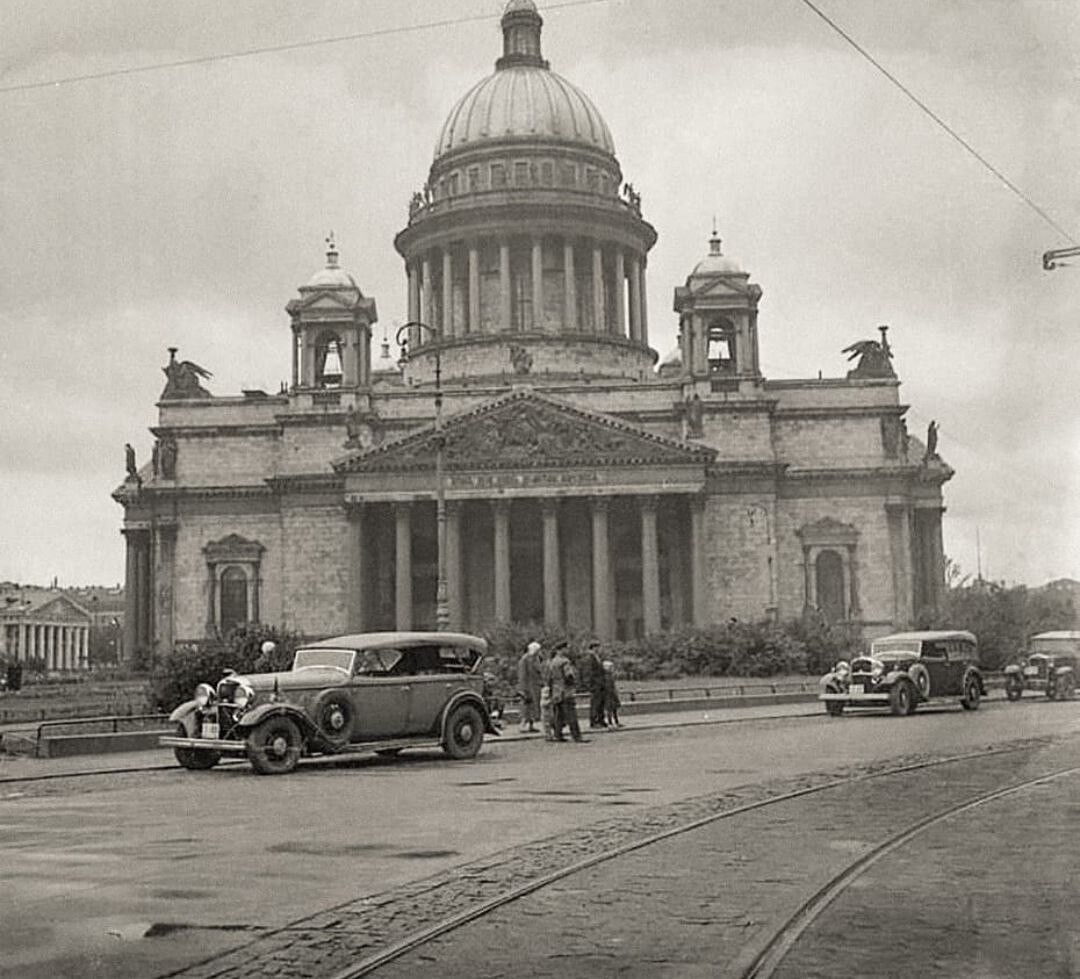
left=2, top=0, right=1077, bottom=588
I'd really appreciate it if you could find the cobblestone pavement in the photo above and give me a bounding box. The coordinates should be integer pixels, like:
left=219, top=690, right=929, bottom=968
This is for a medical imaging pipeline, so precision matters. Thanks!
left=160, top=734, right=1073, bottom=979
left=359, top=735, right=1080, bottom=979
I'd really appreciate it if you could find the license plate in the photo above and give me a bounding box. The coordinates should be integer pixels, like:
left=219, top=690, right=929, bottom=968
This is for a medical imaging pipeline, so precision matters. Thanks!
left=849, top=684, right=863, bottom=695
left=201, top=721, right=219, bottom=740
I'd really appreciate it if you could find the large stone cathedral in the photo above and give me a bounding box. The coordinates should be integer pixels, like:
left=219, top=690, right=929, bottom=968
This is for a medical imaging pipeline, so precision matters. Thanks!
left=115, top=0, right=952, bottom=658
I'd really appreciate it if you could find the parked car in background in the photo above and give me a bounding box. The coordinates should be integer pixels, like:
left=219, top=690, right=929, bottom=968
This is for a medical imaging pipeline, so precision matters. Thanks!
left=1003, top=631, right=1080, bottom=702
left=819, top=630, right=983, bottom=717
left=160, top=631, right=499, bottom=774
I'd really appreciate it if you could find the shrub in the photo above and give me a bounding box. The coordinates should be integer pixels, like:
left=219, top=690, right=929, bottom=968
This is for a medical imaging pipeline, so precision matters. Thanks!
left=150, top=623, right=303, bottom=710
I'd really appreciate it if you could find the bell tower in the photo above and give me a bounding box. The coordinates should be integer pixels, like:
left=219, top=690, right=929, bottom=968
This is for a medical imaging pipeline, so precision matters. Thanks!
left=286, top=234, right=378, bottom=390
left=673, top=227, right=762, bottom=382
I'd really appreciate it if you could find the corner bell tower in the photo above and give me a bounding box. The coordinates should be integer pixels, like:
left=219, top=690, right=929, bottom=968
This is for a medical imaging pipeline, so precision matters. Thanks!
left=286, top=235, right=378, bottom=390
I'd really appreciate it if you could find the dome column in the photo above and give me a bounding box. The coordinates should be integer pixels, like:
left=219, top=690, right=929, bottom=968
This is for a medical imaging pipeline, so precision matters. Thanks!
left=468, top=243, right=481, bottom=334
left=563, top=239, right=577, bottom=332
left=592, top=243, right=605, bottom=334
left=442, top=248, right=454, bottom=337
left=407, top=262, right=421, bottom=337
left=421, top=255, right=434, bottom=346
left=639, top=259, right=649, bottom=347
left=499, top=241, right=512, bottom=331
left=613, top=248, right=627, bottom=338
left=532, top=237, right=544, bottom=332
left=628, top=255, right=642, bottom=342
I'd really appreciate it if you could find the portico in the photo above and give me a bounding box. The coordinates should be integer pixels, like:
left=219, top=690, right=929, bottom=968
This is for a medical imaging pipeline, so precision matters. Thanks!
left=337, top=389, right=713, bottom=638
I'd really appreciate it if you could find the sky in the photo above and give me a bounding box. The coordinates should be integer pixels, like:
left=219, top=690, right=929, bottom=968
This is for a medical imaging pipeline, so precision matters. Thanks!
left=1, top=0, right=1078, bottom=588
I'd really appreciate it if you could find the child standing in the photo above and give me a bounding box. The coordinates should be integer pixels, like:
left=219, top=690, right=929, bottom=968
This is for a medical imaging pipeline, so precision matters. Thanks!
left=602, top=659, right=622, bottom=728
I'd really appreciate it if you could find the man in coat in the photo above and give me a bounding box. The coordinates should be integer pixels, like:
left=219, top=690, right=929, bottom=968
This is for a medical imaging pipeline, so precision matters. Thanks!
left=516, top=640, right=544, bottom=733
left=547, top=641, right=585, bottom=743
left=584, top=639, right=607, bottom=729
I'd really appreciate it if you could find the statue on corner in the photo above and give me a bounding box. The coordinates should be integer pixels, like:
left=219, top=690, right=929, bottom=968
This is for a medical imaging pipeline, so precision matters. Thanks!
left=843, top=324, right=895, bottom=380
left=161, top=347, right=213, bottom=400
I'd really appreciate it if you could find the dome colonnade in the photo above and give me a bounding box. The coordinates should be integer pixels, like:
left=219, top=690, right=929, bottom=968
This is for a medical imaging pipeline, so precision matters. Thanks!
left=393, top=0, right=657, bottom=383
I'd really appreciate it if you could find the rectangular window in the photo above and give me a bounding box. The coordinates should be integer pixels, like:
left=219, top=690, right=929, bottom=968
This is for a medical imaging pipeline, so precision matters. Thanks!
left=491, top=163, right=507, bottom=188
left=448, top=173, right=459, bottom=196
left=514, top=161, right=529, bottom=186
left=561, top=163, right=576, bottom=187
left=540, top=161, right=553, bottom=186
left=586, top=168, right=599, bottom=191
left=468, top=167, right=480, bottom=191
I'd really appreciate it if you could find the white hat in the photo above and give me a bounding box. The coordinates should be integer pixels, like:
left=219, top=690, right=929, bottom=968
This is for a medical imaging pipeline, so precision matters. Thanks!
left=527, top=641, right=541, bottom=655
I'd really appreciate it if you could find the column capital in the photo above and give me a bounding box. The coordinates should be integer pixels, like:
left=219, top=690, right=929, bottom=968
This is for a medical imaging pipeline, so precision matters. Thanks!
left=637, top=494, right=659, bottom=513
left=540, top=499, right=560, bottom=518
left=491, top=498, right=511, bottom=516
left=589, top=496, right=611, bottom=514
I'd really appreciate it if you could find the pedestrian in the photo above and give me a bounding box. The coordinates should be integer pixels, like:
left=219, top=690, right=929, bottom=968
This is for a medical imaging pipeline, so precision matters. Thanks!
left=602, top=659, right=622, bottom=728
left=539, top=683, right=555, bottom=741
left=516, top=640, right=544, bottom=733
left=548, top=640, right=585, bottom=743
left=584, top=639, right=607, bottom=729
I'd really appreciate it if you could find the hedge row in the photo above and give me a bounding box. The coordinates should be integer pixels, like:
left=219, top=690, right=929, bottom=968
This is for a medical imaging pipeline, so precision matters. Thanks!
left=149, top=617, right=858, bottom=710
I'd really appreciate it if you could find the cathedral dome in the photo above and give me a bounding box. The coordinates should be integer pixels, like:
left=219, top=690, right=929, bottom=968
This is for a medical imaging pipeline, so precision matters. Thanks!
left=302, top=236, right=361, bottom=294
left=434, top=1, right=615, bottom=162
left=435, top=69, right=615, bottom=160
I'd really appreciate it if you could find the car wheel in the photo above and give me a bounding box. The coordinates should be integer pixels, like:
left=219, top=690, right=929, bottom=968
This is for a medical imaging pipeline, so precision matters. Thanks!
left=173, top=723, right=220, bottom=771
left=1046, top=682, right=1058, bottom=700
left=909, top=663, right=931, bottom=701
left=1004, top=677, right=1023, bottom=702
left=960, top=674, right=982, bottom=711
left=1058, top=676, right=1075, bottom=701
left=889, top=681, right=913, bottom=717
left=442, top=703, right=485, bottom=760
left=825, top=701, right=844, bottom=717
left=313, top=691, right=355, bottom=749
left=247, top=716, right=303, bottom=775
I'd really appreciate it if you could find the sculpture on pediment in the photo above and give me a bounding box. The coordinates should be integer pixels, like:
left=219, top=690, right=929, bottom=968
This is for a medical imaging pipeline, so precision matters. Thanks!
left=124, top=443, right=137, bottom=478
left=409, top=191, right=424, bottom=218
left=683, top=393, right=704, bottom=438
left=621, top=181, right=642, bottom=215
left=159, top=436, right=178, bottom=479
left=924, top=420, right=939, bottom=462
left=161, top=347, right=213, bottom=400
left=509, top=345, right=533, bottom=375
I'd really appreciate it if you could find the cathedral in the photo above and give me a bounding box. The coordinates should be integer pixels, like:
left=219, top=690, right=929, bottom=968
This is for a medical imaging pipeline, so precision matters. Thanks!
left=115, top=0, right=952, bottom=658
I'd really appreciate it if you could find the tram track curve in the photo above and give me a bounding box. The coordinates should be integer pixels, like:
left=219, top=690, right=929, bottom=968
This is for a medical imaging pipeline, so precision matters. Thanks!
left=324, top=741, right=1059, bottom=979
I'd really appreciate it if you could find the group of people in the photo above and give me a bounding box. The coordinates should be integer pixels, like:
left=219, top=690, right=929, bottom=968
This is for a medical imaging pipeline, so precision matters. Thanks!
left=516, top=639, right=622, bottom=743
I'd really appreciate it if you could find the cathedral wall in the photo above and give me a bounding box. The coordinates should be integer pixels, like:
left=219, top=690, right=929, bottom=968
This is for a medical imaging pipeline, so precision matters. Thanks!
left=700, top=494, right=776, bottom=622
left=171, top=511, right=284, bottom=642
left=280, top=504, right=350, bottom=636
left=172, top=434, right=278, bottom=486
left=772, top=415, right=885, bottom=469
left=699, top=412, right=774, bottom=462
left=279, top=425, right=350, bottom=475
left=774, top=495, right=895, bottom=632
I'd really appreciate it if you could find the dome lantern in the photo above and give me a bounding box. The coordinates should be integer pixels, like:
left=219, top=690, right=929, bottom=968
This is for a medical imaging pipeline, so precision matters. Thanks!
left=497, top=0, right=549, bottom=71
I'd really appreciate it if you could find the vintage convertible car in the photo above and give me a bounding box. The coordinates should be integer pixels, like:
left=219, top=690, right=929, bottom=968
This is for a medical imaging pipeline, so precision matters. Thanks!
left=160, top=631, right=499, bottom=774
left=819, top=630, right=984, bottom=717
left=1003, top=631, right=1080, bottom=701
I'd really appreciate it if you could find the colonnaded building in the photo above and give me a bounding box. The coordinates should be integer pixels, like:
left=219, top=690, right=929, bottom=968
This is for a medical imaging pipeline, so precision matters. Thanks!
left=115, top=0, right=952, bottom=657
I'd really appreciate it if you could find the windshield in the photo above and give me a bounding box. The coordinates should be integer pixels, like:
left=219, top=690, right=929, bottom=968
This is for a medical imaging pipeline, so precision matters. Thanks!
left=292, top=648, right=355, bottom=672
left=1031, top=638, right=1079, bottom=656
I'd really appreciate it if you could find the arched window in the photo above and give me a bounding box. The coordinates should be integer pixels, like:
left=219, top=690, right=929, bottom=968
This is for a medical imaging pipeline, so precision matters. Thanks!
left=220, top=567, right=249, bottom=634
left=707, top=318, right=737, bottom=374
left=315, top=333, right=343, bottom=387
left=815, top=550, right=845, bottom=623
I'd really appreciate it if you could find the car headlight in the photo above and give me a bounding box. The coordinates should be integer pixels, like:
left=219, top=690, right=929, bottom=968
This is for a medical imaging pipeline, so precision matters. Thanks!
left=871, top=662, right=885, bottom=677
left=834, top=661, right=850, bottom=679
left=233, top=681, right=255, bottom=709
left=194, top=683, right=215, bottom=708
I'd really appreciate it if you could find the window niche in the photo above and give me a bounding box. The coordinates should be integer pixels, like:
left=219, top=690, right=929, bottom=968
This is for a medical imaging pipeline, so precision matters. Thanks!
left=204, top=534, right=264, bottom=636
left=707, top=318, right=737, bottom=374
left=314, top=332, right=344, bottom=387
left=797, top=518, right=860, bottom=623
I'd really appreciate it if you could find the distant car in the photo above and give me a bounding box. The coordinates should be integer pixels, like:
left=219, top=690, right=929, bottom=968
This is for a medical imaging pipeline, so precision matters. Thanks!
left=1003, top=631, right=1080, bottom=702
left=160, top=631, right=499, bottom=775
left=819, top=630, right=984, bottom=717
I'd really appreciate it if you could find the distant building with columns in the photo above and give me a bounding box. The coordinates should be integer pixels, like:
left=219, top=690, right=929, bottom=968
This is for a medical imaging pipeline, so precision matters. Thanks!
left=115, top=0, right=952, bottom=655
left=0, top=587, right=92, bottom=671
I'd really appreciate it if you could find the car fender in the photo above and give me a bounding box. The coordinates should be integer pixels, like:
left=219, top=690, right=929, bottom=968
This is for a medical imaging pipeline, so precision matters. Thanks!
left=961, top=666, right=984, bottom=693
left=1003, top=664, right=1022, bottom=676
left=1054, top=665, right=1073, bottom=678
left=169, top=700, right=200, bottom=727
left=235, top=703, right=317, bottom=737
left=440, top=691, right=500, bottom=739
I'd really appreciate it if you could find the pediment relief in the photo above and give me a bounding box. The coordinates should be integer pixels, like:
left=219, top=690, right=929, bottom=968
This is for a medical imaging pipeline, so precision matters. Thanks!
left=30, top=596, right=91, bottom=623
left=796, top=517, right=859, bottom=546
left=203, top=533, right=265, bottom=564
left=335, top=390, right=715, bottom=474
left=689, top=279, right=752, bottom=302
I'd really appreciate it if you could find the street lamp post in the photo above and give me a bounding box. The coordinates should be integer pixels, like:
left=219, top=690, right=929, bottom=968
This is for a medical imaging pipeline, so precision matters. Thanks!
left=395, top=321, right=449, bottom=630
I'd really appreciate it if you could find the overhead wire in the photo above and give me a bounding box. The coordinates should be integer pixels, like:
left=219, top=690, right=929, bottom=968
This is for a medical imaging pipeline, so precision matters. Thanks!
left=796, top=0, right=1080, bottom=247
left=0, top=0, right=618, bottom=95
